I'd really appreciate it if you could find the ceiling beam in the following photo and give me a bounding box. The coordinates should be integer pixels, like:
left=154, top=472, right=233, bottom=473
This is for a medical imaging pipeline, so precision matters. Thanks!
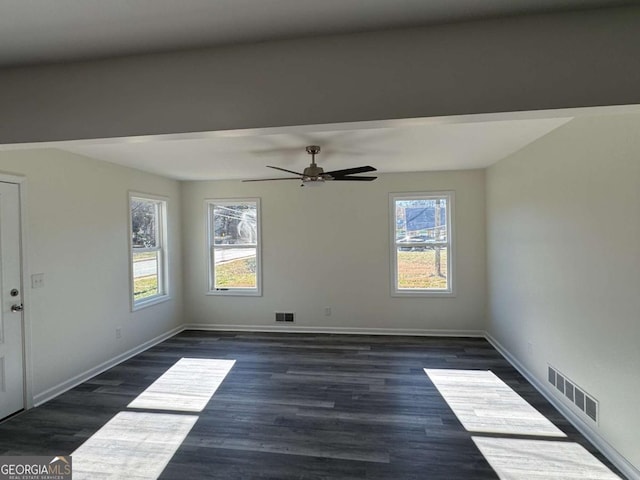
left=0, top=6, right=639, bottom=144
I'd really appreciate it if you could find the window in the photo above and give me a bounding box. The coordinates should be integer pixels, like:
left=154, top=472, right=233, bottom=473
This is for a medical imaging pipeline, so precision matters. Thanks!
left=390, top=192, right=454, bottom=296
left=207, top=198, right=261, bottom=295
left=130, top=194, right=168, bottom=309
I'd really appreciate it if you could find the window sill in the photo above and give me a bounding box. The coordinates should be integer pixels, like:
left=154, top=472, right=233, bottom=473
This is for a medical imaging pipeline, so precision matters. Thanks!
left=392, top=289, right=456, bottom=298
left=132, top=295, right=171, bottom=312
left=207, top=289, right=262, bottom=297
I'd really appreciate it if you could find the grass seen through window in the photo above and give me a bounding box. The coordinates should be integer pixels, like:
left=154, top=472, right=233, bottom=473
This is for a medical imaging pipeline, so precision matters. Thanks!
left=133, top=251, right=159, bottom=300
left=397, top=249, right=448, bottom=289
left=215, top=256, right=257, bottom=288
left=134, top=275, right=159, bottom=300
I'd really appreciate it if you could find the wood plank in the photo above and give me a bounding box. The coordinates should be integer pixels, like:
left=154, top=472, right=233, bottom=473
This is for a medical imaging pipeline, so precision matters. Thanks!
left=0, top=332, right=625, bottom=479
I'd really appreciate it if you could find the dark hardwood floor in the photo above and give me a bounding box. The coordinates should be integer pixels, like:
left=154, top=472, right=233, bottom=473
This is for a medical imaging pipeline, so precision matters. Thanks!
left=0, top=331, right=624, bottom=479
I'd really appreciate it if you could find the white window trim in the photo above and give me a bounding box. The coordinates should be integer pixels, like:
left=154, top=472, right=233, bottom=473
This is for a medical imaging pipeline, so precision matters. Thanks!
left=389, top=191, right=455, bottom=297
left=206, top=198, right=262, bottom=296
left=129, top=192, right=170, bottom=311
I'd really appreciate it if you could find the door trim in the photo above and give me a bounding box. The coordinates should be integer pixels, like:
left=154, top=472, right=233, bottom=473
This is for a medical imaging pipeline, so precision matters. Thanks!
left=0, top=172, right=32, bottom=410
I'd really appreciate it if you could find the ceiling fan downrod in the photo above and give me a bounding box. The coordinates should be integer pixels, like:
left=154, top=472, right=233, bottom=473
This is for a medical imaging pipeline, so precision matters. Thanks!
left=306, top=145, right=321, bottom=164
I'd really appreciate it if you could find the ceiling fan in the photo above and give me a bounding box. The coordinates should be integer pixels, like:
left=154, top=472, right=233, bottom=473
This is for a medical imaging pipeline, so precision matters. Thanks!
left=242, top=145, right=377, bottom=185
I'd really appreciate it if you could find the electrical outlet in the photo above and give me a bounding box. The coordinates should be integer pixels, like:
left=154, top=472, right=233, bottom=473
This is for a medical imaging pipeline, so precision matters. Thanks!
left=31, top=273, right=44, bottom=289
left=116, top=327, right=122, bottom=340
left=324, top=307, right=332, bottom=316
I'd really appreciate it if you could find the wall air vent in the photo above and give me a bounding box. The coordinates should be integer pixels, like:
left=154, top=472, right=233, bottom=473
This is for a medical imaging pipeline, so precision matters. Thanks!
left=548, top=365, right=598, bottom=423
left=275, top=312, right=295, bottom=323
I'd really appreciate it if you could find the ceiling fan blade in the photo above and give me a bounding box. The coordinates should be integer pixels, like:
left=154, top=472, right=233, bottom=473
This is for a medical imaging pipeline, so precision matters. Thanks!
left=267, top=165, right=304, bottom=175
left=330, top=176, right=377, bottom=181
left=242, top=177, right=301, bottom=182
left=324, top=166, right=377, bottom=176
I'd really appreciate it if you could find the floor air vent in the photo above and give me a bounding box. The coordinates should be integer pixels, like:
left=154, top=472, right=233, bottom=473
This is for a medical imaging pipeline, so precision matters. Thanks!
left=275, top=312, right=295, bottom=323
left=548, top=365, right=598, bottom=423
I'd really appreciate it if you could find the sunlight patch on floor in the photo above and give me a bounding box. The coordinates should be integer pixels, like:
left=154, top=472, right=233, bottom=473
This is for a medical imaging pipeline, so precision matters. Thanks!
left=472, top=437, right=620, bottom=479
left=424, top=369, right=565, bottom=437
left=128, top=358, right=235, bottom=412
left=71, top=411, right=198, bottom=480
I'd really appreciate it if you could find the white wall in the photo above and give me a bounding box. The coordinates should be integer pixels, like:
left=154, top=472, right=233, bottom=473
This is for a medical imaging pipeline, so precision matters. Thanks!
left=486, top=114, right=640, bottom=472
left=0, top=6, right=639, bottom=144
left=0, top=149, right=183, bottom=401
left=182, top=170, right=485, bottom=332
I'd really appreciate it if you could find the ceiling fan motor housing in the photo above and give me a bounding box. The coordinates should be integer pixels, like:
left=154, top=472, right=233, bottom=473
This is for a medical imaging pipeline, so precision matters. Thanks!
left=303, top=165, right=325, bottom=178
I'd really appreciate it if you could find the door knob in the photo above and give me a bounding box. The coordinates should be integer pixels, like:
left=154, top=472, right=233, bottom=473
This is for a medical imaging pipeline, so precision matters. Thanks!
left=11, top=304, right=24, bottom=313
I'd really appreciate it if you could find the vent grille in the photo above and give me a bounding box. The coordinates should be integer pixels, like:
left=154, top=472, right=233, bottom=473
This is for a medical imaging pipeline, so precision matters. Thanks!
left=548, top=365, right=598, bottom=423
left=275, top=312, right=295, bottom=323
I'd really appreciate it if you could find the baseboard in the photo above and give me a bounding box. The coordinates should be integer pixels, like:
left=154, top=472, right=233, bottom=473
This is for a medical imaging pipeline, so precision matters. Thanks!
left=485, top=332, right=639, bottom=480
left=32, top=325, right=185, bottom=407
left=182, top=323, right=485, bottom=337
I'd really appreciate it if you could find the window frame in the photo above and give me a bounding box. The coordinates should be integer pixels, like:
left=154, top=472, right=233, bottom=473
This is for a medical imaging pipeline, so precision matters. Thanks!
left=389, top=191, right=455, bottom=297
left=206, top=198, right=262, bottom=296
left=129, top=192, right=170, bottom=311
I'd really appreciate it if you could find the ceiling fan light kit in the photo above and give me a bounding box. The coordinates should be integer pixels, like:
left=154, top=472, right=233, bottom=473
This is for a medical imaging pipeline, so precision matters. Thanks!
left=243, top=145, right=377, bottom=186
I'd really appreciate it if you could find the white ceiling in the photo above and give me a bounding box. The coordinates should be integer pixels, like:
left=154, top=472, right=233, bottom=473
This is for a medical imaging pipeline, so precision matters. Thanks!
left=58, top=117, right=572, bottom=181
left=0, top=0, right=632, bottom=67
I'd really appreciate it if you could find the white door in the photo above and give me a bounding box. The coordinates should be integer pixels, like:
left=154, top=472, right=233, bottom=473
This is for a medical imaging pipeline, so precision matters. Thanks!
left=0, top=181, right=24, bottom=419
